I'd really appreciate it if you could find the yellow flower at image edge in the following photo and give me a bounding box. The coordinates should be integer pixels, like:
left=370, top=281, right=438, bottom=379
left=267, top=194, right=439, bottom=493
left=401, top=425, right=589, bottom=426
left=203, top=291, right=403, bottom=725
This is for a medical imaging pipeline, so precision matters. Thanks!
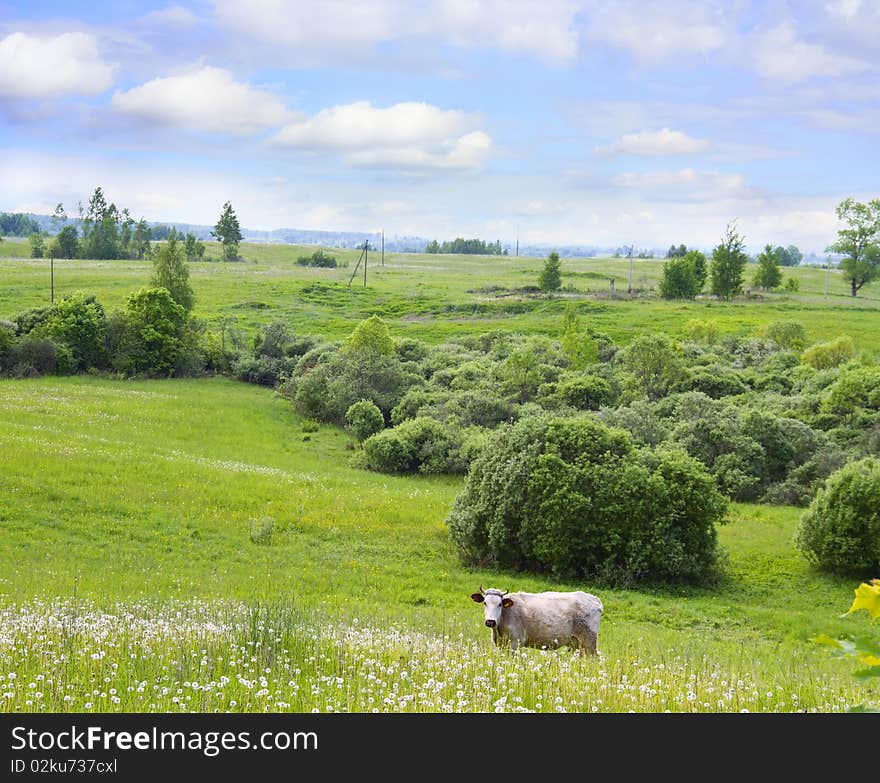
left=845, top=580, right=880, bottom=621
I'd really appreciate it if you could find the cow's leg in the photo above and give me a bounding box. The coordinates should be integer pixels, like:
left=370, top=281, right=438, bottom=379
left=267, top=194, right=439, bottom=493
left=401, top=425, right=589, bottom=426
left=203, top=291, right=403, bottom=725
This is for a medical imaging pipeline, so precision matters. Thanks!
left=575, top=625, right=598, bottom=655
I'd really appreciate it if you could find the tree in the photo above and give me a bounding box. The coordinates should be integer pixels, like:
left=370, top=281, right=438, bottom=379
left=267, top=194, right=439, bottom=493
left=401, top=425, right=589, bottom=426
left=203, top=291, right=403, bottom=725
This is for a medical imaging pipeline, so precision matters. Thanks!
left=345, top=399, right=385, bottom=443
left=46, top=291, right=107, bottom=371
left=54, top=225, right=79, bottom=259
left=51, top=203, right=67, bottom=234
left=710, top=221, right=748, bottom=299
left=561, top=304, right=597, bottom=369
left=659, top=255, right=702, bottom=298
left=151, top=230, right=195, bottom=312
left=828, top=197, right=880, bottom=297
left=212, top=201, right=243, bottom=262
left=184, top=232, right=205, bottom=262
left=343, top=315, right=394, bottom=356
left=659, top=250, right=707, bottom=299
left=752, top=244, right=782, bottom=290
left=666, top=243, right=687, bottom=257
left=796, top=457, right=880, bottom=573
left=117, top=287, right=187, bottom=376
left=776, top=245, right=802, bottom=266
left=684, top=250, right=708, bottom=289
left=131, top=220, right=152, bottom=259
left=28, top=233, right=45, bottom=258
left=539, top=251, right=562, bottom=294
left=79, top=187, right=122, bottom=260
left=446, top=414, right=727, bottom=583
left=620, top=333, right=683, bottom=400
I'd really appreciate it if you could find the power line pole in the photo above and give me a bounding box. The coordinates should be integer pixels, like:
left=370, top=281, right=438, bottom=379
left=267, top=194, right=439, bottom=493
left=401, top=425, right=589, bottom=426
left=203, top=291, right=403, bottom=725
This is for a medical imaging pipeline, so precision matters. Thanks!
left=50, top=248, right=55, bottom=304
left=627, top=245, right=634, bottom=294
left=381, top=230, right=384, bottom=267
left=347, top=241, right=370, bottom=287
left=515, top=224, right=519, bottom=257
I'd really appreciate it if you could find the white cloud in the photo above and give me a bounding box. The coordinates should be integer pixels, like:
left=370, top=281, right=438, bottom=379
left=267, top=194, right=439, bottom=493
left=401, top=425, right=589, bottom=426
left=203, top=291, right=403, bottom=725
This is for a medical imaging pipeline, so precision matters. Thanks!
left=111, top=66, right=290, bottom=135
left=612, top=167, right=752, bottom=200
left=212, top=0, right=581, bottom=65
left=584, top=1, right=727, bottom=63
left=753, top=23, right=867, bottom=83
left=598, top=128, right=710, bottom=156
left=826, top=0, right=864, bottom=21
left=141, top=5, right=200, bottom=27
left=272, top=101, right=491, bottom=170
left=0, top=32, right=115, bottom=99
left=433, top=0, right=581, bottom=65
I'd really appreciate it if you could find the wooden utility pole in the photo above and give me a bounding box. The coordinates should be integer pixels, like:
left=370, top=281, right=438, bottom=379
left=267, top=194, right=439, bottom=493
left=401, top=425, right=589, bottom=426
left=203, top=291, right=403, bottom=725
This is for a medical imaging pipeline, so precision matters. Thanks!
left=515, top=224, right=519, bottom=257
left=347, top=240, right=370, bottom=287
left=627, top=245, right=634, bottom=293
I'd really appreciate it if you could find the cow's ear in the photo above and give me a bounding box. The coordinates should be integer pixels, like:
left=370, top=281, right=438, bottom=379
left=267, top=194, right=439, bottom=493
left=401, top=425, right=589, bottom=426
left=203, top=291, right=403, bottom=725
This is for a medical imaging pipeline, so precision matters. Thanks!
left=470, top=593, right=485, bottom=603
left=502, top=598, right=514, bottom=608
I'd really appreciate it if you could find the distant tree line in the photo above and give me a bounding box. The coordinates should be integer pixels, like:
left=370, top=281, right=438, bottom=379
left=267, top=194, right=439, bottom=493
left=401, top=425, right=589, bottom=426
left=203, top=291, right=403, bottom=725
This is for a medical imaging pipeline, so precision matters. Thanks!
left=7, top=188, right=247, bottom=265
left=0, top=213, right=43, bottom=236
left=425, top=238, right=507, bottom=255
left=659, top=224, right=807, bottom=300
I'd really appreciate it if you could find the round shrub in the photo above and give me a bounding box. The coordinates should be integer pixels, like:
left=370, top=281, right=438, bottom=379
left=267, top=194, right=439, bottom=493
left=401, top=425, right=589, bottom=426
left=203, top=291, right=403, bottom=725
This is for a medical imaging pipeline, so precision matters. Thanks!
left=796, top=457, right=880, bottom=574
left=679, top=366, right=749, bottom=399
left=556, top=374, right=614, bottom=410
left=361, top=417, right=465, bottom=474
left=447, top=415, right=727, bottom=583
left=345, top=399, right=385, bottom=443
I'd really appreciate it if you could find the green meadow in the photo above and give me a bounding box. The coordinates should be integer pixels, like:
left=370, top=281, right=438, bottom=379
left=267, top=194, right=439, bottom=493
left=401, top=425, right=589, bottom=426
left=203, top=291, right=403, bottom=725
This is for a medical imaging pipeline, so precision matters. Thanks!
left=2, top=240, right=879, bottom=348
left=0, top=242, right=878, bottom=712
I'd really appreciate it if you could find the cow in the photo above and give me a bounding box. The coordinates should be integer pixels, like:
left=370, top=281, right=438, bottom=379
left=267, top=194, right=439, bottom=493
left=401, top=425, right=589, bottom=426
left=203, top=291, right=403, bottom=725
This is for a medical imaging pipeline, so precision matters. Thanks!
left=470, top=586, right=603, bottom=654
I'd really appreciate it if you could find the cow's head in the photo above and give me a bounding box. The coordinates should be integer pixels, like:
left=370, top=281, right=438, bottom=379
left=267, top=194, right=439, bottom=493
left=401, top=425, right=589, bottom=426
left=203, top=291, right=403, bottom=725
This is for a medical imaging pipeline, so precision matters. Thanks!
left=471, top=586, right=513, bottom=628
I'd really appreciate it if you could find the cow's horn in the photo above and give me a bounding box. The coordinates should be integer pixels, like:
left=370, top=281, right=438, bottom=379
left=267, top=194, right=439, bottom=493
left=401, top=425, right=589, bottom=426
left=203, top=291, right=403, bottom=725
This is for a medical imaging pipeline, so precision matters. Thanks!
left=501, top=589, right=509, bottom=596
left=479, top=585, right=485, bottom=595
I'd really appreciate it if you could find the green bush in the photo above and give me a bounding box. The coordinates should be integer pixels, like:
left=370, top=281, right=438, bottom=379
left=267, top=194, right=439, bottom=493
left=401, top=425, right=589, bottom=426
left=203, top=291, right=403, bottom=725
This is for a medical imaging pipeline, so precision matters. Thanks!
left=555, top=374, right=614, bottom=410
left=447, top=415, right=727, bottom=583
left=619, top=334, right=684, bottom=401
left=291, top=350, right=416, bottom=424
left=46, top=292, right=107, bottom=371
left=361, top=417, right=465, bottom=474
left=233, top=355, right=296, bottom=386
left=796, top=457, right=880, bottom=573
left=296, top=250, right=337, bottom=268
left=802, top=336, right=855, bottom=370
left=13, top=334, right=72, bottom=377
left=0, top=324, right=14, bottom=374
left=114, top=287, right=187, bottom=377
left=345, top=399, right=385, bottom=442
left=764, top=320, right=807, bottom=351
left=679, top=365, right=749, bottom=399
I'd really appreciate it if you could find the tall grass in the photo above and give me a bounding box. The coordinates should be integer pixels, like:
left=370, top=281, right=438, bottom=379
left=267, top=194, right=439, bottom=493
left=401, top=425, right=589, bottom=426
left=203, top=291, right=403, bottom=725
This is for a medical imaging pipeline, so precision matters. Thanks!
left=0, top=600, right=865, bottom=713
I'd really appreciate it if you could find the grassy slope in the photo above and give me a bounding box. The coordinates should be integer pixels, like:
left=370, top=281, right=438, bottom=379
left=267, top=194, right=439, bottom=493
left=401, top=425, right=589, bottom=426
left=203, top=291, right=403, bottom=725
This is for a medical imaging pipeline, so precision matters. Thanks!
left=2, top=241, right=879, bottom=349
left=1, top=243, right=878, bottom=709
left=1, top=376, right=874, bottom=677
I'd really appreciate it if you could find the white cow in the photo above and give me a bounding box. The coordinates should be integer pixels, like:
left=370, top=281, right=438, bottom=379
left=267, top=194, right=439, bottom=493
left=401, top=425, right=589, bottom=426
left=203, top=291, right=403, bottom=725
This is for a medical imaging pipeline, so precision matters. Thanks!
left=471, top=586, right=603, bottom=654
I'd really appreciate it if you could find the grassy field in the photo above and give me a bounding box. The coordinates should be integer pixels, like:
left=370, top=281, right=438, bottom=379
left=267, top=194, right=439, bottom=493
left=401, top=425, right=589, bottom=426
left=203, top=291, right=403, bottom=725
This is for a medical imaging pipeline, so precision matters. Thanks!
left=0, top=376, right=876, bottom=712
left=2, top=239, right=879, bottom=349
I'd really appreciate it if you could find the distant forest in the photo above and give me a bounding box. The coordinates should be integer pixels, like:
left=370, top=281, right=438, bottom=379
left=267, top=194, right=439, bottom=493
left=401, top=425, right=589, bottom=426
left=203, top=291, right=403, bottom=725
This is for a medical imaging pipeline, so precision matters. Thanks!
left=425, top=238, right=507, bottom=255
left=0, top=212, right=42, bottom=236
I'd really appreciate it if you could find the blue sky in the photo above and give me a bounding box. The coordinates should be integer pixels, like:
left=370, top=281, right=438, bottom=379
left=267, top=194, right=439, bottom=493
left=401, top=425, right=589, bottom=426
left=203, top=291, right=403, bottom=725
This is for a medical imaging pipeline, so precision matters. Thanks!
left=1, top=1, right=878, bottom=252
